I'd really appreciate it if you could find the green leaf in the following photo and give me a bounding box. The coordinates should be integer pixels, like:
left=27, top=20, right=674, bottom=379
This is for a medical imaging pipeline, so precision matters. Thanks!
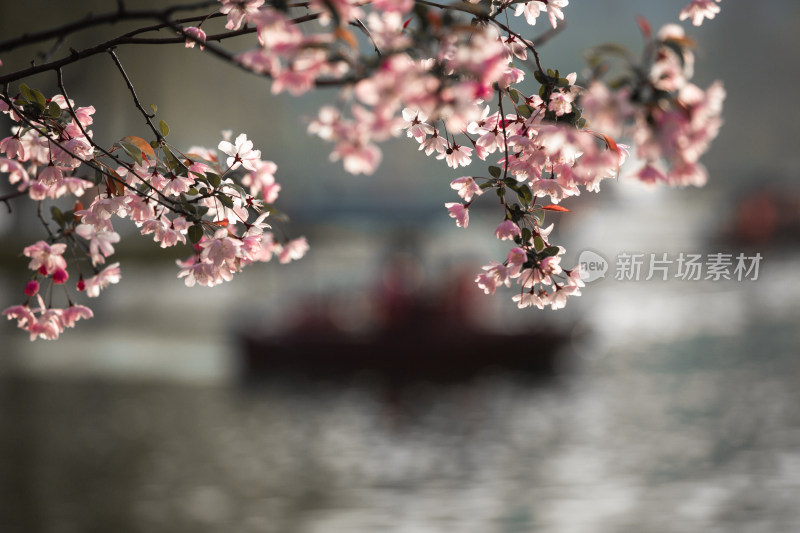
left=518, top=105, right=533, bottom=118
left=150, top=104, right=158, bottom=114
left=533, top=236, right=545, bottom=251
left=118, top=141, right=143, bottom=165
left=532, top=210, right=545, bottom=226
left=47, top=101, right=62, bottom=118
left=541, top=245, right=560, bottom=258
left=188, top=224, right=203, bottom=244
left=479, top=180, right=495, bottom=190
left=521, top=227, right=532, bottom=245
left=30, top=89, right=47, bottom=110
left=533, top=70, right=546, bottom=84
left=217, top=193, right=234, bottom=209
left=159, top=119, right=170, bottom=137
left=19, top=83, right=33, bottom=102
left=50, top=206, right=65, bottom=228
left=187, top=187, right=199, bottom=196
left=508, top=88, right=521, bottom=103
left=519, top=184, right=533, bottom=205
left=488, top=166, right=502, bottom=179
left=161, top=146, right=185, bottom=172
left=207, top=172, right=221, bottom=189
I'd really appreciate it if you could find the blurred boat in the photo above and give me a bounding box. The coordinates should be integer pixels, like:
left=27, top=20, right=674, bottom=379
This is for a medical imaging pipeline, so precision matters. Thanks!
left=238, top=263, right=569, bottom=383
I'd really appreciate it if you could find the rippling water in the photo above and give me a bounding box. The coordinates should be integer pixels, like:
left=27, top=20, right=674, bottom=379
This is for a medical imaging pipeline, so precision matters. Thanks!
left=2, top=315, right=799, bottom=533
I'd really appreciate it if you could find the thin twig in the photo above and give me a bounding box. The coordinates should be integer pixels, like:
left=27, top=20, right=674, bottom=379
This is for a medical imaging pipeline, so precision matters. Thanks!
left=497, top=87, right=510, bottom=181
left=0, top=189, right=27, bottom=213
left=107, top=49, right=162, bottom=141
left=37, top=200, right=55, bottom=239
left=0, top=1, right=220, bottom=54
left=55, top=68, right=176, bottom=209
left=0, top=93, right=187, bottom=216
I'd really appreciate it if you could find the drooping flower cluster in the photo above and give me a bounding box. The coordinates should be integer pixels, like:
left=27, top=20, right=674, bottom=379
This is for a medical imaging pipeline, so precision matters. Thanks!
left=0, top=0, right=726, bottom=339
left=1, top=87, right=305, bottom=339
left=582, top=24, right=725, bottom=188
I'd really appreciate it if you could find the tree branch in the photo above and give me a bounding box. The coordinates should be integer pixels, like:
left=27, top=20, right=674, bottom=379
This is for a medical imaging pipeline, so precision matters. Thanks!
left=0, top=1, right=220, bottom=54
left=107, top=49, right=163, bottom=142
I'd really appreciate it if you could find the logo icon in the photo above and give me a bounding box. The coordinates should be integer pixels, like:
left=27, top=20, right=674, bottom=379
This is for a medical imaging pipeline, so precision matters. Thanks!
left=577, top=250, right=609, bottom=283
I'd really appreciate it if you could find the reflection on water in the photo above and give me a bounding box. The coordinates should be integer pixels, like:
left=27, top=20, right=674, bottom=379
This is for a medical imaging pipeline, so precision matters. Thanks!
left=1, top=318, right=799, bottom=533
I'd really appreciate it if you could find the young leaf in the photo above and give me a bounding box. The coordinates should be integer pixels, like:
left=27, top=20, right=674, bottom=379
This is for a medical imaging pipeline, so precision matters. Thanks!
left=50, top=206, right=65, bottom=228
left=47, top=101, right=62, bottom=118
left=19, top=83, right=33, bottom=103
left=207, top=172, right=221, bottom=189
left=217, top=193, right=234, bottom=209
left=121, top=135, right=156, bottom=160
left=159, top=120, right=170, bottom=137
left=488, top=166, right=502, bottom=179
left=188, top=224, right=203, bottom=244
left=118, top=141, right=143, bottom=165
left=541, top=204, right=571, bottom=212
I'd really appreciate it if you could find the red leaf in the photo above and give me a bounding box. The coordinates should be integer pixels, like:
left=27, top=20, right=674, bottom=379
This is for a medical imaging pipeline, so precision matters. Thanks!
left=636, top=15, right=652, bottom=40
left=120, top=135, right=156, bottom=161
left=402, top=17, right=412, bottom=29
left=541, top=204, right=571, bottom=212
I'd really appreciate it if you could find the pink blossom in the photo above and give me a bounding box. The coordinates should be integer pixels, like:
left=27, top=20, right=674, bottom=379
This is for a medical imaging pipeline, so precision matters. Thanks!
left=332, top=140, right=382, bottom=175
left=0, top=157, right=30, bottom=189
left=512, top=290, right=548, bottom=309
left=219, top=0, right=265, bottom=30
left=401, top=108, right=435, bottom=144
left=161, top=174, right=195, bottom=197
left=507, top=247, right=527, bottom=278
left=52, top=268, right=69, bottom=284
left=60, top=305, right=93, bottom=328
left=241, top=160, right=281, bottom=202
left=0, top=135, right=24, bottom=159
left=475, top=262, right=511, bottom=295
left=37, top=164, right=63, bottom=187
left=420, top=133, right=449, bottom=156
left=183, top=26, right=206, bottom=49
left=2, top=305, right=35, bottom=328
left=279, top=237, right=309, bottom=264
left=161, top=217, right=189, bottom=248
left=201, top=228, right=242, bottom=269
left=495, top=220, right=521, bottom=241
left=75, top=224, right=120, bottom=265
left=679, top=0, right=722, bottom=26
left=438, top=144, right=472, bottom=169
left=371, top=0, right=414, bottom=13
left=83, top=263, right=121, bottom=298
left=24, top=280, right=39, bottom=296
left=450, top=176, right=482, bottom=202
left=23, top=241, right=67, bottom=275
left=218, top=133, right=261, bottom=172
left=445, top=202, right=469, bottom=228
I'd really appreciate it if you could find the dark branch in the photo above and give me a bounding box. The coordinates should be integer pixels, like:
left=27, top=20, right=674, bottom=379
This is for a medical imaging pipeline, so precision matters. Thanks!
left=0, top=1, right=220, bottom=54
left=0, top=189, right=27, bottom=213
left=107, top=49, right=163, bottom=142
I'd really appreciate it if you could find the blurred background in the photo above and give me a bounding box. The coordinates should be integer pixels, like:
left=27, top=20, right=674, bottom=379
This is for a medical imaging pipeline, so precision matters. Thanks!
left=1, top=1, right=799, bottom=532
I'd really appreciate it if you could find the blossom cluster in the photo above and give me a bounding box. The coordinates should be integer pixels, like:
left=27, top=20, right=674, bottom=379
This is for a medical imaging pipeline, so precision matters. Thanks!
left=1, top=87, right=305, bottom=340
left=0, top=0, right=726, bottom=339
